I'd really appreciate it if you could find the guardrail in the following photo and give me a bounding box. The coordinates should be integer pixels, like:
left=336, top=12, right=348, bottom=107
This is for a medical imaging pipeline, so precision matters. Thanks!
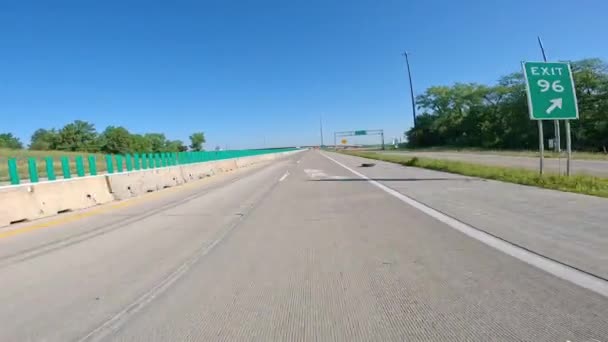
left=2, top=148, right=297, bottom=186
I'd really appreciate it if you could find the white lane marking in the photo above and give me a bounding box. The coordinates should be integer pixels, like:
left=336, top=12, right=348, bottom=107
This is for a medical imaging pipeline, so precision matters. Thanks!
left=279, top=171, right=290, bottom=182
left=321, top=152, right=608, bottom=298
left=304, top=169, right=328, bottom=178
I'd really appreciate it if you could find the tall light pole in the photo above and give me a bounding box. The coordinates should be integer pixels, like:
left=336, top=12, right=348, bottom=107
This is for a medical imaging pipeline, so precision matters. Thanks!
left=403, top=51, right=417, bottom=127
left=319, top=115, right=324, bottom=147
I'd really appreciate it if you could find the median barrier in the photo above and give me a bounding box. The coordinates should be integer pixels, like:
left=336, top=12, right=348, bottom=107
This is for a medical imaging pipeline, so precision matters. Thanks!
left=107, top=167, right=186, bottom=200
left=0, top=177, right=113, bottom=226
left=0, top=149, right=303, bottom=227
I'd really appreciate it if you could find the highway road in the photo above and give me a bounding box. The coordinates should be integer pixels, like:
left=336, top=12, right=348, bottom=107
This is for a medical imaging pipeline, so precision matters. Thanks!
left=382, top=150, right=608, bottom=177
left=0, top=150, right=607, bottom=341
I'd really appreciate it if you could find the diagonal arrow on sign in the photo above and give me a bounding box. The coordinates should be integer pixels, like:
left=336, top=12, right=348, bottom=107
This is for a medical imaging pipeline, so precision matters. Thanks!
left=546, top=98, right=563, bottom=114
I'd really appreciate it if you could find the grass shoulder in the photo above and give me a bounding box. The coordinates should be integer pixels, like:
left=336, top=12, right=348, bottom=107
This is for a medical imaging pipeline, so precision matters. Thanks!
left=383, top=147, right=608, bottom=161
left=339, top=150, right=608, bottom=198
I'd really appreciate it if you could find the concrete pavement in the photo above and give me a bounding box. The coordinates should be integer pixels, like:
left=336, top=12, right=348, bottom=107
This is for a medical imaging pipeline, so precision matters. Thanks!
left=382, top=151, right=608, bottom=177
left=0, top=150, right=607, bottom=341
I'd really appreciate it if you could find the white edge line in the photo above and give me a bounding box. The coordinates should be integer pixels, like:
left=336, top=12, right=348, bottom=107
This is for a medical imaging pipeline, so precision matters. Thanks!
left=279, top=171, right=290, bottom=182
left=321, top=152, right=608, bottom=298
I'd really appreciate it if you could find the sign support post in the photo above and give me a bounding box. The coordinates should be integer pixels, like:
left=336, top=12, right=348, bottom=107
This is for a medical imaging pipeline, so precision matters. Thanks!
left=538, top=37, right=561, bottom=154
left=565, top=120, right=572, bottom=176
left=522, top=61, right=579, bottom=176
left=538, top=121, right=544, bottom=175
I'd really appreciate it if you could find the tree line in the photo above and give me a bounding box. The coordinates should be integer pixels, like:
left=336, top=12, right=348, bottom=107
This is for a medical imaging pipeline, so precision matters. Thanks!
left=0, top=121, right=206, bottom=154
left=406, top=58, right=608, bottom=152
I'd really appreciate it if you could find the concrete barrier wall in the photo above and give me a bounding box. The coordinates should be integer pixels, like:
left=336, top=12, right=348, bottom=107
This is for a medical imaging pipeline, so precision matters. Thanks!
left=0, top=150, right=303, bottom=227
left=0, top=177, right=114, bottom=227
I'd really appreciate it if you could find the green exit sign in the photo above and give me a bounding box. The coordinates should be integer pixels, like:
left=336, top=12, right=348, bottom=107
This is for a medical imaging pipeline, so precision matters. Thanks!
left=522, top=62, right=579, bottom=120
left=354, top=130, right=367, bottom=136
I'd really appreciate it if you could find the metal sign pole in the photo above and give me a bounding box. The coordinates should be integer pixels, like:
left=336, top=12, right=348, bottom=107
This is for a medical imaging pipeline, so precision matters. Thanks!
left=538, top=121, right=544, bottom=175
left=537, top=36, right=561, bottom=154
left=565, top=120, right=572, bottom=176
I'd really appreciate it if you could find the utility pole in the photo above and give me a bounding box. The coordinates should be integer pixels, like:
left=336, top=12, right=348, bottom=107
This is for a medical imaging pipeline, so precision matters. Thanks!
left=319, top=115, right=324, bottom=147
left=538, top=36, right=560, bottom=153
left=403, top=51, right=417, bottom=127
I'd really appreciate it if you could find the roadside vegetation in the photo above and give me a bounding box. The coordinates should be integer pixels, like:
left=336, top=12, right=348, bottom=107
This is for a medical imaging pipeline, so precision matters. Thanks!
left=340, top=150, right=608, bottom=198
left=0, top=120, right=207, bottom=183
left=0, top=148, right=107, bottom=183
left=382, top=146, right=608, bottom=161
left=405, top=58, right=608, bottom=153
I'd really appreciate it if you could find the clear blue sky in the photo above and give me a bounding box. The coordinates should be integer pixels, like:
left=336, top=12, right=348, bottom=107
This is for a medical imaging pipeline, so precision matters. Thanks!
left=1, top=0, right=607, bottom=149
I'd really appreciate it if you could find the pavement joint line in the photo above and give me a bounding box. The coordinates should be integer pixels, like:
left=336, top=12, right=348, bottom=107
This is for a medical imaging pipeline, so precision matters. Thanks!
left=0, top=169, right=258, bottom=268
left=321, top=152, right=608, bottom=298
left=77, top=157, right=290, bottom=342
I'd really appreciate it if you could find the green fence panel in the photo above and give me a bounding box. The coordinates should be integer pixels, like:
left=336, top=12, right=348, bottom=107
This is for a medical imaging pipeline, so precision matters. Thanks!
left=133, top=153, right=140, bottom=170
left=125, top=155, right=133, bottom=171
left=45, top=157, right=56, bottom=181
left=75, top=156, right=85, bottom=177
left=8, top=158, right=19, bottom=185
left=141, top=154, right=148, bottom=169
left=88, top=155, right=97, bottom=176
left=148, top=154, right=154, bottom=169
left=28, top=158, right=39, bottom=183
left=61, top=156, right=71, bottom=179
left=116, top=155, right=124, bottom=173
left=156, top=153, right=162, bottom=168
left=105, top=155, right=114, bottom=174
left=161, top=153, right=167, bottom=167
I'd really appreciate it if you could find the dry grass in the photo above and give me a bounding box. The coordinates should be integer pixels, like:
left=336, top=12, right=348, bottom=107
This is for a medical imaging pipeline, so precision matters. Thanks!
left=341, top=150, right=608, bottom=198
left=385, top=147, right=608, bottom=160
left=0, top=148, right=107, bottom=182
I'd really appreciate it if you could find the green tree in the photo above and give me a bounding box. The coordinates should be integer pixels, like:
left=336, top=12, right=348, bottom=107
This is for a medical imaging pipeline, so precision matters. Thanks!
left=55, top=120, right=98, bottom=152
left=165, top=140, right=187, bottom=152
left=405, top=58, right=608, bottom=152
left=144, top=133, right=167, bottom=152
left=570, top=59, right=608, bottom=151
left=189, top=132, right=206, bottom=151
left=0, top=133, right=23, bottom=149
left=29, top=129, right=59, bottom=150
left=99, top=126, right=133, bottom=154
left=130, top=134, right=152, bottom=153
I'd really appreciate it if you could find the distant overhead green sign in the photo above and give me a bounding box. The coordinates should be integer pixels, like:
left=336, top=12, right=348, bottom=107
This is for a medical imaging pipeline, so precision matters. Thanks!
left=354, top=130, right=367, bottom=136
left=522, top=62, right=579, bottom=120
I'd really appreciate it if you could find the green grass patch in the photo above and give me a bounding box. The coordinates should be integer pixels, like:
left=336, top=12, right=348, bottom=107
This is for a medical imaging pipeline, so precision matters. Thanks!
left=383, top=147, right=608, bottom=161
left=0, top=148, right=107, bottom=183
left=340, top=150, right=608, bottom=198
